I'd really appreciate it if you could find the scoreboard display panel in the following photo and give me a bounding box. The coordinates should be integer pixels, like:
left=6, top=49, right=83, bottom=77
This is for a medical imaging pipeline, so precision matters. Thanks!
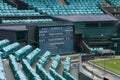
left=38, top=26, right=74, bottom=54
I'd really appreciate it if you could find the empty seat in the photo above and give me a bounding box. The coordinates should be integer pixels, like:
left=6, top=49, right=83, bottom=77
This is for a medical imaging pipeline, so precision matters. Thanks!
left=63, top=71, right=76, bottom=80
left=22, top=59, right=42, bottom=80
left=36, top=63, right=54, bottom=80
left=0, top=39, right=10, bottom=50
left=15, top=45, right=32, bottom=61
left=63, top=57, right=71, bottom=72
left=26, top=48, right=41, bottom=65
left=51, top=55, right=61, bottom=71
left=2, top=42, right=20, bottom=58
left=49, top=67, right=66, bottom=80
left=39, top=51, right=51, bottom=67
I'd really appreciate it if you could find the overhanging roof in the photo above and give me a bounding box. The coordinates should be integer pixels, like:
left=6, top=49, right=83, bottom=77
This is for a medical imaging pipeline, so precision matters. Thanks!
left=53, top=15, right=118, bottom=22
left=0, top=25, right=27, bottom=31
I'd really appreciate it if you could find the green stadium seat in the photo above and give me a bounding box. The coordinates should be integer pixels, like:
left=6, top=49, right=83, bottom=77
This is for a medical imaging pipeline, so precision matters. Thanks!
left=22, top=59, right=42, bottom=80
left=63, top=57, right=71, bottom=72
left=9, top=55, right=27, bottom=80
left=63, top=71, right=76, bottom=80
left=51, top=55, right=61, bottom=71
left=0, top=52, right=7, bottom=80
left=39, top=51, right=51, bottom=67
left=15, top=45, right=32, bottom=61
left=49, top=67, right=66, bottom=80
left=0, top=39, right=10, bottom=50
left=26, top=48, right=41, bottom=65
left=36, top=63, right=54, bottom=80
left=2, top=42, right=20, bottom=58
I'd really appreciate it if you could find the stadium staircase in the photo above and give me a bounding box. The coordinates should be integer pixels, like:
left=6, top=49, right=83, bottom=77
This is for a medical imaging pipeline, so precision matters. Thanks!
left=59, top=0, right=66, bottom=5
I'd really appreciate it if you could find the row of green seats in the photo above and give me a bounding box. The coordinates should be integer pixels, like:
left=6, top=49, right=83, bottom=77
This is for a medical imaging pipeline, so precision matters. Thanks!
left=2, top=42, right=20, bottom=58
left=0, top=39, right=10, bottom=50
left=49, top=67, right=66, bottom=80
left=15, top=45, right=32, bottom=61
left=0, top=53, right=7, bottom=80
left=22, top=0, right=104, bottom=15
left=39, top=51, right=51, bottom=67
left=36, top=63, right=54, bottom=80
left=46, top=11, right=103, bottom=15
left=9, top=55, right=27, bottom=80
left=63, top=71, right=76, bottom=80
left=0, top=0, right=40, bottom=17
left=62, top=57, right=76, bottom=80
left=107, top=0, right=120, bottom=7
left=51, top=55, right=61, bottom=71
left=66, top=0, right=106, bottom=6
left=22, top=59, right=42, bottom=80
left=26, top=48, right=41, bottom=65
left=63, top=57, right=71, bottom=72
left=90, top=47, right=104, bottom=52
left=0, top=13, right=40, bottom=17
left=2, top=19, right=53, bottom=24
left=0, top=10, right=39, bottom=13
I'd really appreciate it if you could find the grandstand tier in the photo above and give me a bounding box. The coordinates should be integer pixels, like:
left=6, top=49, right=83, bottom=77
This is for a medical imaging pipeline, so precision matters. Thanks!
left=0, top=0, right=120, bottom=79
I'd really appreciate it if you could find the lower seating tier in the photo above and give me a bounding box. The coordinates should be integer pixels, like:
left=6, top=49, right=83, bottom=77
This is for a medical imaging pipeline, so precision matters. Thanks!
left=0, top=53, right=7, bottom=80
left=22, top=59, right=42, bottom=80
left=9, top=55, right=27, bottom=80
left=36, top=63, right=54, bottom=80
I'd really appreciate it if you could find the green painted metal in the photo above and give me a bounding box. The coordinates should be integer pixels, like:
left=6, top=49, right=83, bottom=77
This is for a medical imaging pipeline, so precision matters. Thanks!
left=2, top=42, right=20, bottom=58
left=36, top=63, right=54, bottom=80
left=51, top=55, right=61, bottom=71
left=63, top=57, right=71, bottom=72
left=26, top=48, right=41, bottom=65
left=0, top=39, right=10, bottom=50
left=0, top=52, right=7, bottom=80
left=22, top=59, right=42, bottom=80
left=75, top=26, right=117, bottom=37
left=63, top=71, right=76, bottom=80
left=49, top=67, right=66, bottom=80
left=15, top=45, right=32, bottom=61
left=39, top=51, right=51, bottom=67
left=9, top=55, right=27, bottom=80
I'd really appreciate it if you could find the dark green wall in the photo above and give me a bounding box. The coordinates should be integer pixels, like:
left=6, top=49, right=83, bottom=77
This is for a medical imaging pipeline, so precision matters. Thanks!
left=75, top=22, right=118, bottom=37
left=75, top=27, right=117, bottom=37
left=26, top=26, right=37, bottom=45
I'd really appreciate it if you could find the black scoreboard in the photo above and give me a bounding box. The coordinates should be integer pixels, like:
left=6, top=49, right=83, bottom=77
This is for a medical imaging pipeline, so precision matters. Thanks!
left=38, top=25, right=74, bottom=54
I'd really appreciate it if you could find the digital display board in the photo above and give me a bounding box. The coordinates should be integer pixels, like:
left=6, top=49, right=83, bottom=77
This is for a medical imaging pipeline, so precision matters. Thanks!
left=38, top=26, right=74, bottom=54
